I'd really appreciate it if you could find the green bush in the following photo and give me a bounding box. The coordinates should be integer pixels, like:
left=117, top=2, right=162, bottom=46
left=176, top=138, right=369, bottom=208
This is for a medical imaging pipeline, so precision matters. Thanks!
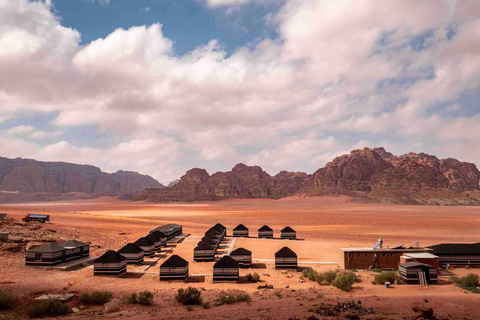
left=302, top=268, right=318, bottom=281
left=0, top=290, right=16, bottom=310
left=138, top=291, right=154, bottom=306
left=202, top=302, right=211, bottom=309
left=246, top=272, right=261, bottom=282
left=175, top=287, right=202, bottom=305
left=216, top=291, right=251, bottom=306
left=454, top=273, right=479, bottom=289
left=332, top=271, right=358, bottom=292
left=322, top=270, right=338, bottom=284
left=80, top=291, right=113, bottom=305
left=122, top=293, right=137, bottom=304
left=186, top=306, right=193, bottom=311
left=28, top=299, right=68, bottom=318
left=373, top=271, right=402, bottom=285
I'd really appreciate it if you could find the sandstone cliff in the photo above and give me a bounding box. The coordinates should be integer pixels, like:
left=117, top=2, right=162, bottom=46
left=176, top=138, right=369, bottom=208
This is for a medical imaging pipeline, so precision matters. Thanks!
left=139, top=148, right=480, bottom=205
left=0, top=156, right=163, bottom=195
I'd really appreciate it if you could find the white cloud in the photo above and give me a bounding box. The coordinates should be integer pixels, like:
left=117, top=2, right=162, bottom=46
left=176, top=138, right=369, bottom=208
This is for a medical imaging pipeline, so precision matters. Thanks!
left=0, top=0, right=480, bottom=183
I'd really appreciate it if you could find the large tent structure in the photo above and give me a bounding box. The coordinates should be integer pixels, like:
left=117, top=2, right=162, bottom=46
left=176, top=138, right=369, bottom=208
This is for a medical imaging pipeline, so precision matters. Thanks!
left=230, top=247, right=252, bottom=268
left=213, top=255, right=239, bottom=282
left=280, top=226, right=296, bottom=240
left=233, top=224, right=249, bottom=237
left=275, top=247, right=298, bottom=269
left=25, top=244, right=66, bottom=266
left=94, top=250, right=127, bottom=276
left=146, top=233, right=163, bottom=252
left=159, top=255, right=189, bottom=281
left=149, top=230, right=167, bottom=247
left=118, top=243, right=144, bottom=264
left=134, top=237, right=155, bottom=256
left=194, top=242, right=216, bottom=261
left=58, top=240, right=90, bottom=262
left=428, top=243, right=480, bottom=267
left=258, top=225, right=273, bottom=239
left=399, top=262, right=438, bottom=284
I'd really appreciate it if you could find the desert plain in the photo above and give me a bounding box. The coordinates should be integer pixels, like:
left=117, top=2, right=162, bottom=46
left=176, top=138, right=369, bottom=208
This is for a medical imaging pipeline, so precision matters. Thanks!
left=0, top=195, right=479, bottom=319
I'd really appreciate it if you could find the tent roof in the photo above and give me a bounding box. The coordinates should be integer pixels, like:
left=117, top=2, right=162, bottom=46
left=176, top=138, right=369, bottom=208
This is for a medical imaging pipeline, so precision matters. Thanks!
left=150, top=230, right=167, bottom=238
left=118, top=243, right=143, bottom=254
left=281, top=226, right=295, bottom=233
left=199, top=238, right=216, bottom=245
left=146, top=233, right=160, bottom=242
left=275, top=247, right=297, bottom=258
left=28, top=243, right=65, bottom=253
left=58, top=240, right=89, bottom=248
left=135, top=237, right=154, bottom=246
left=214, top=255, right=239, bottom=268
left=214, top=223, right=226, bottom=230
left=205, top=229, right=222, bottom=236
left=428, top=243, right=480, bottom=255
left=161, top=254, right=188, bottom=268
left=95, top=250, right=126, bottom=263
left=195, top=243, right=214, bottom=250
left=400, top=261, right=433, bottom=268
left=233, top=224, right=248, bottom=231
left=258, top=225, right=272, bottom=232
left=230, top=247, right=251, bottom=255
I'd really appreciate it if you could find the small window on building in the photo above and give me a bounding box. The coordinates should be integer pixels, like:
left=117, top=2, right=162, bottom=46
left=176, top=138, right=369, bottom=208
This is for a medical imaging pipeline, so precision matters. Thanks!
left=365, top=254, right=368, bottom=257
left=390, top=253, right=393, bottom=257
left=382, top=253, right=385, bottom=257
left=357, top=254, right=360, bottom=257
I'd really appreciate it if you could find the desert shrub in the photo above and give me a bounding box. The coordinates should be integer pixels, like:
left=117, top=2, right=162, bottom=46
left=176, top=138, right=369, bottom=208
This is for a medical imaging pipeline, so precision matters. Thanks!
left=453, top=273, right=479, bottom=289
left=28, top=299, right=68, bottom=318
left=302, top=268, right=318, bottom=281
left=0, top=290, right=16, bottom=310
left=202, top=302, right=211, bottom=309
left=122, top=293, right=138, bottom=304
left=138, top=291, right=154, bottom=305
left=80, top=291, right=113, bottom=305
left=322, top=270, right=338, bottom=284
left=257, top=284, right=274, bottom=289
left=216, top=291, right=251, bottom=306
left=175, top=287, right=202, bottom=305
left=246, top=272, right=261, bottom=282
left=274, top=290, right=282, bottom=299
left=186, top=306, right=193, bottom=311
left=332, top=271, right=357, bottom=292
left=373, top=271, right=402, bottom=285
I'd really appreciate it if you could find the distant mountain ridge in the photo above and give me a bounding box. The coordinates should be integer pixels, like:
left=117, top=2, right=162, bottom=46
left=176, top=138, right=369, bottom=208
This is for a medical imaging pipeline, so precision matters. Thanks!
left=0, top=156, right=164, bottom=196
left=139, top=147, right=480, bottom=205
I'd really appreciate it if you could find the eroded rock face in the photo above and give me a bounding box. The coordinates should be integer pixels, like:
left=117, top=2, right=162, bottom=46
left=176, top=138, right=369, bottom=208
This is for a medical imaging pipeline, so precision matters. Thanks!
left=138, top=147, right=480, bottom=205
left=0, top=157, right=163, bottom=195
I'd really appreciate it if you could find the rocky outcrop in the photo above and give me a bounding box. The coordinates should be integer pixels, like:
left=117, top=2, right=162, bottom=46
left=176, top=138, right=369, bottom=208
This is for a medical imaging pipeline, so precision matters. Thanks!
left=0, top=156, right=163, bottom=195
left=167, top=179, right=180, bottom=187
left=139, top=148, right=480, bottom=205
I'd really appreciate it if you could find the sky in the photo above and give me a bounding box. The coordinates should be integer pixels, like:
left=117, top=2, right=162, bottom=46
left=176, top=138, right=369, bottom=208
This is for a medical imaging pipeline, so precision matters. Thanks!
left=0, top=0, right=479, bottom=185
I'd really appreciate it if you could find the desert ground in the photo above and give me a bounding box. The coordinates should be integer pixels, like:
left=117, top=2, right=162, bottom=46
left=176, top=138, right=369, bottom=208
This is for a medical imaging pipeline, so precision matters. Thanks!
left=0, top=195, right=479, bottom=319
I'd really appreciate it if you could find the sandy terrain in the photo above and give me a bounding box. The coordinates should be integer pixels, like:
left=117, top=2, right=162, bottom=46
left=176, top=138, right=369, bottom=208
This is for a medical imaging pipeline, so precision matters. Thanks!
left=0, top=196, right=479, bottom=319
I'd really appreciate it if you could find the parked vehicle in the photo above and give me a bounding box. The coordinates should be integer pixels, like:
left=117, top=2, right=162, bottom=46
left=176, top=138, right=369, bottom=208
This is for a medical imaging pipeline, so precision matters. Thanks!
left=21, top=214, right=50, bottom=223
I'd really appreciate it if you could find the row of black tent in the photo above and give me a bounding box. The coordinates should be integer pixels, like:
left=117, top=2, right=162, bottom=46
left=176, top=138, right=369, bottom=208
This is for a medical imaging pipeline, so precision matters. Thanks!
left=94, top=224, right=183, bottom=276
left=25, top=240, right=90, bottom=266
left=194, top=224, right=227, bottom=261
left=233, top=224, right=296, bottom=239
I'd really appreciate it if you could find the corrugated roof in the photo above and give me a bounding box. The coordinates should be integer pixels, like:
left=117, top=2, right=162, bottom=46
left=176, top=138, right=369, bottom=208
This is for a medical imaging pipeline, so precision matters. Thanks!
left=95, top=250, right=126, bottom=263
left=339, top=247, right=433, bottom=253
left=428, top=243, right=480, bottom=255
left=275, top=247, right=297, bottom=258
left=214, top=255, right=238, bottom=268
left=400, top=261, right=433, bottom=268
left=403, top=252, right=438, bottom=259
left=161, top=255, right=188, bottom=268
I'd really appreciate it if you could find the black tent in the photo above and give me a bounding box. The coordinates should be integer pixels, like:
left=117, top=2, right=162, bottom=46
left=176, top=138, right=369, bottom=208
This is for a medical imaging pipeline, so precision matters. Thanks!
left=25, top=244, right=65, bottom=266
left=135, top=237, right=155, bottom=256
left=275, top=247, right=297, bottom=269
left=399, top=262, right=438, bottom=284
left=233, top=224, right=249, bottom=237
left=160, top=255, right=189, bottom=281
left=213, top=255, right=239, bottom=282
left=94, top=250, right=127, bottom=276
left=258, top=225, right=273, bottom=238
left=194, top=242, right=216, bottom=262
left=118, top=243, right=144, bottom=264
left=150, top=230, right=167, bottom=246
left=230, top=247, right=252, bottom=268
left=58, top=239, right=90, bottom=261
left=280, top=226, right=296, bottom=240
left=146, top=233, right=163, bottom=252
left=428, top=243, right=480, bottom=266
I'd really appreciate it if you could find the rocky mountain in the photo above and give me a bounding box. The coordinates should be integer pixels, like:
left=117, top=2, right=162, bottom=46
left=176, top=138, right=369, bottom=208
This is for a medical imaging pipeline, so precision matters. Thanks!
left=0, top=156, right=164, bottom=196
left=139, top=148, right=480, bottom=205
left=167, top=179, right=180, bottom=187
